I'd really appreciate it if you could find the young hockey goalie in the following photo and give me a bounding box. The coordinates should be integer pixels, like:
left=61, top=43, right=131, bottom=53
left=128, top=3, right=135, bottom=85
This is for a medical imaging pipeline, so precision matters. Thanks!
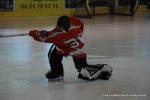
left=29, top=16, right=113, bottom=81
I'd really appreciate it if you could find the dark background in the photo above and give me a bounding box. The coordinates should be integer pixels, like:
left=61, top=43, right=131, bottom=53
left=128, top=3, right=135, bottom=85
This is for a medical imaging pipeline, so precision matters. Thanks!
left=65, top=0, right=150, bottom=8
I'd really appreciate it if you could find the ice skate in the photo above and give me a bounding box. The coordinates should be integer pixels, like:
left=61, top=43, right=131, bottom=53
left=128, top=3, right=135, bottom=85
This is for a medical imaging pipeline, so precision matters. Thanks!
left=45, top=70, right=64, bottom=81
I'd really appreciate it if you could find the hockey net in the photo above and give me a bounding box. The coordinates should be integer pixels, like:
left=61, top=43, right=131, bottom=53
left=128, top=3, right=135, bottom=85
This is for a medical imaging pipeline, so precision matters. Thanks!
left=71, top=0, right=139, bottom=17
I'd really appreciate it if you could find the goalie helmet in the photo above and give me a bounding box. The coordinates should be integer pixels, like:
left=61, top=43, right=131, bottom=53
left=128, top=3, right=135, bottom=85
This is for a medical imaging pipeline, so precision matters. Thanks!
left=57, top=15, right=71, bottom=32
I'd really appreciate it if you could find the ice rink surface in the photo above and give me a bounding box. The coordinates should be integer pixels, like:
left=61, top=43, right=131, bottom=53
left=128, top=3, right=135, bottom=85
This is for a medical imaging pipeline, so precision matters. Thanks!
left=0, top=13, right=150, bottom=100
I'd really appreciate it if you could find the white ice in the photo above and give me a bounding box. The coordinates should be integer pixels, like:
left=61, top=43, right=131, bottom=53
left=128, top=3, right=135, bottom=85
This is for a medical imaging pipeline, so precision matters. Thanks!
left=0, top=13, right=150, bottom=100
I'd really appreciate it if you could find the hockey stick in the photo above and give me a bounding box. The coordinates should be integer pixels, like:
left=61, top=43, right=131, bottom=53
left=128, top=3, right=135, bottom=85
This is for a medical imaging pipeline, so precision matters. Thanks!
left=0, top=33, right=28, bottom=38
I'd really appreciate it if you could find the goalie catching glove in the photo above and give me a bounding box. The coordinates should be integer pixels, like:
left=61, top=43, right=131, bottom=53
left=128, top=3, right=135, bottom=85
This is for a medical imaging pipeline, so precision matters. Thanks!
left=78, top=64, right=113, bottom=80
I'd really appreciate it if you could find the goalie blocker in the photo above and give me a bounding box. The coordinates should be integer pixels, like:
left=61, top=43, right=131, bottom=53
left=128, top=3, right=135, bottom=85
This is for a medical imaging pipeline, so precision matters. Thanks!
left=78, top=64, right=113, bottom=80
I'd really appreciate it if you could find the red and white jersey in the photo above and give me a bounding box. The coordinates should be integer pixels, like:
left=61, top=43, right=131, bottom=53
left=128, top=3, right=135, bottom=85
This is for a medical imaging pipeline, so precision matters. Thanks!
left=29, top=16, right=84, bottom=56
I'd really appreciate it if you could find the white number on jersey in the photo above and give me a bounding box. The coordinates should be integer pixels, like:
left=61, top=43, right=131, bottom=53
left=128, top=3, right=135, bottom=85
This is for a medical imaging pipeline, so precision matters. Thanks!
left=64, top=38, right=79, bottom=48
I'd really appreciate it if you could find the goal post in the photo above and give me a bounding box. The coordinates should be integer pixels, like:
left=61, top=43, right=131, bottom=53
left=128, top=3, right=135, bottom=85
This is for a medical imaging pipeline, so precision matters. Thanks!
left=73, top=0, right=96, bottom=18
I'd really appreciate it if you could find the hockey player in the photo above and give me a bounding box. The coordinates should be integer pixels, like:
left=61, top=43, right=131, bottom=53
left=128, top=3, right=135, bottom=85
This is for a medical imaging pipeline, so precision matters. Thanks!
left=29, top=16, right=113, bottom=81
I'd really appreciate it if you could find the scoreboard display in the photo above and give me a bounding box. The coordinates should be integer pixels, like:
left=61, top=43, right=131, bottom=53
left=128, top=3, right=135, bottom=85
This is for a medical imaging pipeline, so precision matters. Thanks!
left=0, top=0, right=13, bottom=11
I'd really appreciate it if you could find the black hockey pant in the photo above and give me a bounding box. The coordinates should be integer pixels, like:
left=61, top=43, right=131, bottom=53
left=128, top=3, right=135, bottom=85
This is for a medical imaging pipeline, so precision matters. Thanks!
left=48, top=45, right=87, bottom=74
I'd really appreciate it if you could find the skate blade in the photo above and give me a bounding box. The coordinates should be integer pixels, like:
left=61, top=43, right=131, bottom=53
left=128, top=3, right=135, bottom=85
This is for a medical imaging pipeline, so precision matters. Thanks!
left=48, top=77, right=64, bottom=82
